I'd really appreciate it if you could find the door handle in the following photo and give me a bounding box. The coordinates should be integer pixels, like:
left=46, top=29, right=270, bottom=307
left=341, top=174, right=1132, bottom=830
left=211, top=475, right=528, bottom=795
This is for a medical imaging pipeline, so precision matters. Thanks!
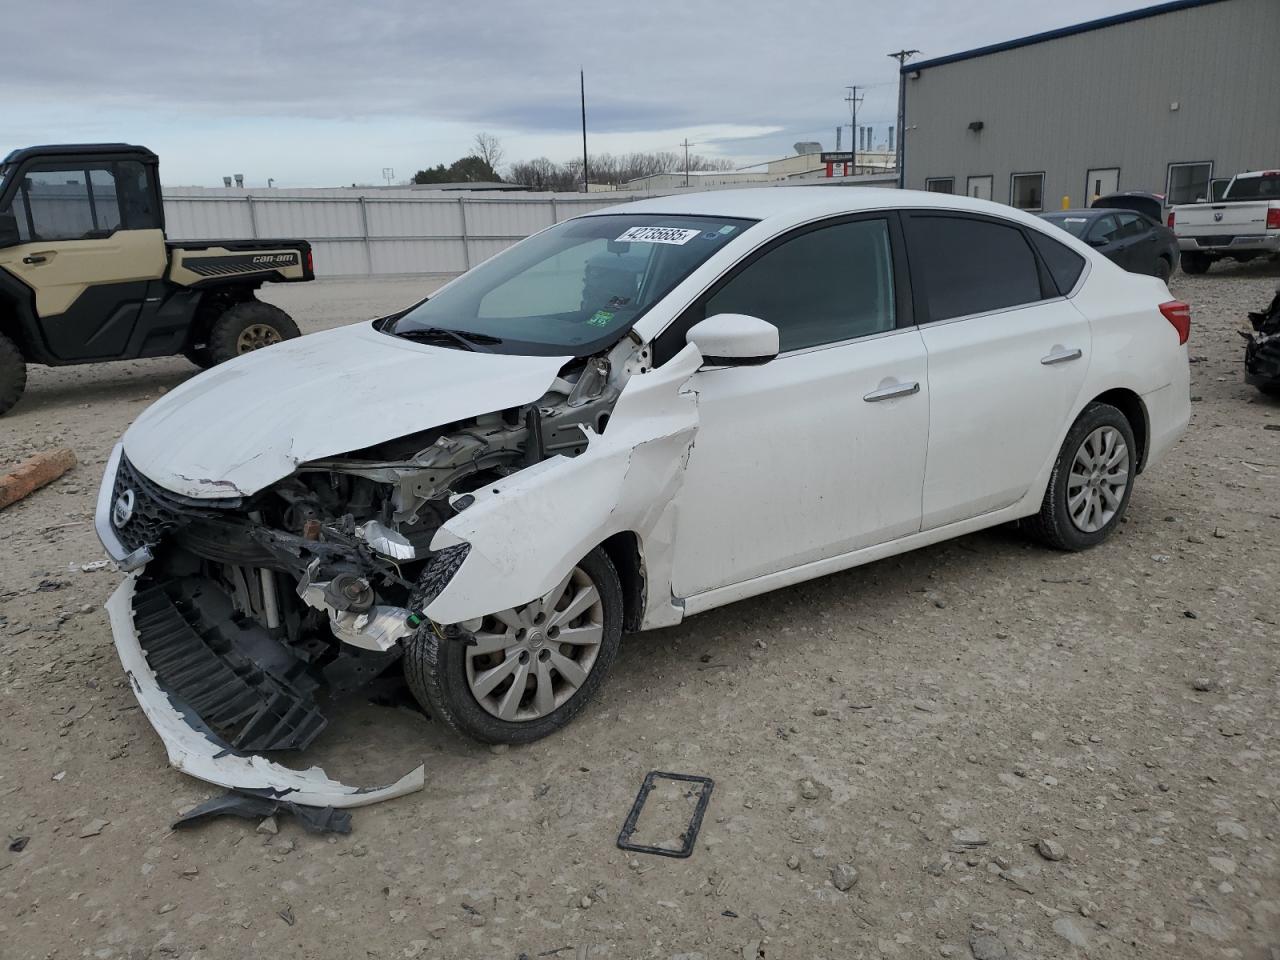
left=1041, top=347, right=1083, bottom=365
left=22, top=254, right=48, bottom=265
left=863, top=380, right=920, bottom=402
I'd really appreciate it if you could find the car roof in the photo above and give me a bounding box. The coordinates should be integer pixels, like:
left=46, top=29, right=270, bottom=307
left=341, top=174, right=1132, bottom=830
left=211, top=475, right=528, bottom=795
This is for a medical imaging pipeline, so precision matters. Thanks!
left=581, top=186, right=1053, bottom=231
left=1044, top=209, right=1105, bottom=218
left=1232, top=169, right=1280, bottom=181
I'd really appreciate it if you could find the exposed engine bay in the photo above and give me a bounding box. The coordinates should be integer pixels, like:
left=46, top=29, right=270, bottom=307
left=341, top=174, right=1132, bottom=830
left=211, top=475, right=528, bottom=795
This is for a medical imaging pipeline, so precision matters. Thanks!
left=100, top=331, right=659, bottom=761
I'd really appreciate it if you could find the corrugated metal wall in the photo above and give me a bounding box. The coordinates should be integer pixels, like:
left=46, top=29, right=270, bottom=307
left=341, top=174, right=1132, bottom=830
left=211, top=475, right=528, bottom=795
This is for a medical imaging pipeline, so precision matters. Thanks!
left=902, top=0, right=1280, bottom=209
left=161, top=189, right=640, bottom=277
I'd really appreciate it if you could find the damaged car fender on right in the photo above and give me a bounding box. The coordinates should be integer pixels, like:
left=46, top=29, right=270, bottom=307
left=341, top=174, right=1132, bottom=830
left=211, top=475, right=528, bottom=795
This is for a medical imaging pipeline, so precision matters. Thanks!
left=424, top=341, right=705, bottom=630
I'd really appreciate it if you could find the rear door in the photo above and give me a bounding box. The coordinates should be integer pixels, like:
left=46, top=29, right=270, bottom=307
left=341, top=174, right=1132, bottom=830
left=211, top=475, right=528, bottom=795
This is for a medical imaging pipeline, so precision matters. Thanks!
left=1114, top=213, right=1158, bottom=274
left=0, top=159, right=165, bottom=361
left=903, top=213, right=1092, bottom=529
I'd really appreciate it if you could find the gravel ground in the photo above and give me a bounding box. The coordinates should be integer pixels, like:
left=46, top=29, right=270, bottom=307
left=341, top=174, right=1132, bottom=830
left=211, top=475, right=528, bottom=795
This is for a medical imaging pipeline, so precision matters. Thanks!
left=1, top=263, right=1278, bottom=960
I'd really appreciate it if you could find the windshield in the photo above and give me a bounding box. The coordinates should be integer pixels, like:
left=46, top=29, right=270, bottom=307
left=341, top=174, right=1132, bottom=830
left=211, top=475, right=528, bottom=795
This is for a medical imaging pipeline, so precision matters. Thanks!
left=1041, top=214, right=1092, bottom=238
left=389, top=213, right=754, bottom=355
left=1223, top=174, right=1280, bottom=201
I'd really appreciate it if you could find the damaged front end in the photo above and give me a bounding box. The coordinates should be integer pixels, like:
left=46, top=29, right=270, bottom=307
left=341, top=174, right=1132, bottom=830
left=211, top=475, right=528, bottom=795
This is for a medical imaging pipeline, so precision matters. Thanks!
left=94, top=338, right=652, bottom=801
left=1245, top=285, right=1280, bottom=393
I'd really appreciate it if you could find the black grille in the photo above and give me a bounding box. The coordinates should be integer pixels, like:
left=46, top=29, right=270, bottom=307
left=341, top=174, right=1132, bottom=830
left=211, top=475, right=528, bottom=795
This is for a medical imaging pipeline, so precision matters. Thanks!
left=132, top=574, right=327, bottom=752
left=110, top=455, right=240, bottom=554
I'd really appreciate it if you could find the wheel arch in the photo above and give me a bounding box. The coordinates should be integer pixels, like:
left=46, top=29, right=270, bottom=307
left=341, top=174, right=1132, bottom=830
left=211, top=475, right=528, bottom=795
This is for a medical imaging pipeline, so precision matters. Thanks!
left=1090, top=387, right=1149, bottom=472
left=599, top=531, right=646, bottom=632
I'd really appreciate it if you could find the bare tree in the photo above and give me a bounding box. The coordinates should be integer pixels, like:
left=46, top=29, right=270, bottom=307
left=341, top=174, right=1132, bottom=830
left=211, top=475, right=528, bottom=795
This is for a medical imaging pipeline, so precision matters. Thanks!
left=473, top=132, right=505, bottom=172
left=507, top=150, right=736, bottom=192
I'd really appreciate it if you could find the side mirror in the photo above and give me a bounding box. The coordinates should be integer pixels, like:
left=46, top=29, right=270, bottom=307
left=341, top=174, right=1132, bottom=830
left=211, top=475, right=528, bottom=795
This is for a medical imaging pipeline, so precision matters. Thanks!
left=1087, top=236, right=1108, bottom=247
left=686, top=313, right=779, bottom=367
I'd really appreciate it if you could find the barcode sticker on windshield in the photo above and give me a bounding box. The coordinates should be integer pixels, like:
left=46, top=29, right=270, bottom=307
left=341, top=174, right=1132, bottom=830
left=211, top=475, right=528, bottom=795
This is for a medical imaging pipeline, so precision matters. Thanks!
left=616, top=226, right=702, bottom=245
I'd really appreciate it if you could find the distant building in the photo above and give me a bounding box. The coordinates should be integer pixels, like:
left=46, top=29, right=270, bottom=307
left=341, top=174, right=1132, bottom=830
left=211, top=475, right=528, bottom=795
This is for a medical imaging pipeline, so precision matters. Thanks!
left=901, top=0, right=1280, bottom=210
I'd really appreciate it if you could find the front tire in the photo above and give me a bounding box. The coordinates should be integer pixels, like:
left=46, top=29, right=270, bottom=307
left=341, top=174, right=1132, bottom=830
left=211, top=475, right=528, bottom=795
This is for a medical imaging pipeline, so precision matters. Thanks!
left=0, top=330, right=28, bottom=416
left=206, top=300, right=300, bottom=365
left=403, top=547, right=624, bottom=745
left=1023, top=402, right=1136, bottom=551
left=1180, top=252, right=1211, bottom=275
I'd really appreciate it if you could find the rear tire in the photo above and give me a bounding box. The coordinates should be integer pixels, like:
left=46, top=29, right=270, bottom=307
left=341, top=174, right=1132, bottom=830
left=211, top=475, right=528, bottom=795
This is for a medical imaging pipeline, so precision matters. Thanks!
left=1023, top=402, right=1137, bottom=551
left=403, top=546, right=624, bottom=745
left=1180, top=252, right=1211, bottom=275
left=1154, top=256, right=1172, bottom=282
left=206, top=300, right=300, bottom=365
left=0, top=331, right=28, bottom=416
left=182, top=345, right=215, bottom=369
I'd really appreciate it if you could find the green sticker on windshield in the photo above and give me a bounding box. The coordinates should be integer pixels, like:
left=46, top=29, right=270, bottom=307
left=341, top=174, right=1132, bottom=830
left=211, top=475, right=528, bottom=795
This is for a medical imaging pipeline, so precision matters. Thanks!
left=588, top=310, right=615, bottom=327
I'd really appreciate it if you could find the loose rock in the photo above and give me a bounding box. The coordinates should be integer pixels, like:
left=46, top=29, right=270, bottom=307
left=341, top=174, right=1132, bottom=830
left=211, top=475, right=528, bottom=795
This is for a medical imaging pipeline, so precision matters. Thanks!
left=831, top=863, right=859, bottom=891
left=1036, top=838, right=1065, bottom=861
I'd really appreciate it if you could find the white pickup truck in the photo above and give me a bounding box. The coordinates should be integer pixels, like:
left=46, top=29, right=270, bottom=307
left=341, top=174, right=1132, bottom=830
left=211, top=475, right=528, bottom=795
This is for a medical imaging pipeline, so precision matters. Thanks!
left=1170, top=169, right=1280, bottom=274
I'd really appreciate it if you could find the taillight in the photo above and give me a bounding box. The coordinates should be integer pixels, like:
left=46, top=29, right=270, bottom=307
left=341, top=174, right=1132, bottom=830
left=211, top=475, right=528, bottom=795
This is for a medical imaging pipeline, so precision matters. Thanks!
left=1267, top=207, right=1280, bottom=230
left=306, top=249, right=314, bottom=274
left=1160, top=300, right=1191, bottom=345
left=1166, top=211, right=1175, bottom=229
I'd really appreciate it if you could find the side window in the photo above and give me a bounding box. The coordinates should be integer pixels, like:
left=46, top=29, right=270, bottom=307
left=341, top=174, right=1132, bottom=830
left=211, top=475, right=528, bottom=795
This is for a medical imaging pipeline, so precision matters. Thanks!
left=89, top=169, right=123, bottom=233
left=702, top=218, right=897, bottom=353
left=904, top=215, right=1045, bottom=323
left=115, top=161, right=161, bottom=230
left=1028, top=229, right=1086, bottom=295
left=1088, top=214, right=1122, bottom=244
left=1116, top=213, right=1149, bottom=238
left=2, top=164, right=133, bottom=242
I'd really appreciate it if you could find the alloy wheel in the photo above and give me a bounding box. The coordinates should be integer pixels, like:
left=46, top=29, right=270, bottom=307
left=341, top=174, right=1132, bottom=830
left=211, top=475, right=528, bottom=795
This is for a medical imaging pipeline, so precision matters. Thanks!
left=235, top=323, right=283, bottom=353
left=464, top=565, right=605, bottom=722
left=1066, top=425, right=1130, bottom=533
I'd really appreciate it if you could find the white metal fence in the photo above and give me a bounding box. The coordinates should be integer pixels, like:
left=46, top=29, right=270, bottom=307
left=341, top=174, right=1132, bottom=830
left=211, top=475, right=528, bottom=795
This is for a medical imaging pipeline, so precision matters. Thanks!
left=161, top=188, right=647, bottom=278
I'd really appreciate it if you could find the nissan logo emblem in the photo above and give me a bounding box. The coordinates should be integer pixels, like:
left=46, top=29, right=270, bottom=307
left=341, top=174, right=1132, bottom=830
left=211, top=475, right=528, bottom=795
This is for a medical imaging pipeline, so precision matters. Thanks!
left=112, top=488, right=136, bottom=528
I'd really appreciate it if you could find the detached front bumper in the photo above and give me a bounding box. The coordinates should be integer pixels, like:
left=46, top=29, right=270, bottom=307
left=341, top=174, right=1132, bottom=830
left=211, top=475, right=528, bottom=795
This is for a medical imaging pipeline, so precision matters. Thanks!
left=105, top=571, right=425, bottom=807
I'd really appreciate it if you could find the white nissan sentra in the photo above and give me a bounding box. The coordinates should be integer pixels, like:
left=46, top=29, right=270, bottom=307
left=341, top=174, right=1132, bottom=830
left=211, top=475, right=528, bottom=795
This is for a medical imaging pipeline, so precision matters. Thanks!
left=96, top=188, right=1190, bottom=799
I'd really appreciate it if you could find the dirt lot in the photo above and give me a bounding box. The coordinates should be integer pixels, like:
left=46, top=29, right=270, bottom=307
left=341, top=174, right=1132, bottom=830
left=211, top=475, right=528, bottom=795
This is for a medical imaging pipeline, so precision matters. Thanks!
left=2, top=263, right=1278, bottom=960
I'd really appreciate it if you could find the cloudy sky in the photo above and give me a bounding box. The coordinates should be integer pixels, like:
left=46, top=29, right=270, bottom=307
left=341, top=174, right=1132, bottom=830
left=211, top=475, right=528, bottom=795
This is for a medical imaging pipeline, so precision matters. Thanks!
left=5, top=0, right=1156, bottom=187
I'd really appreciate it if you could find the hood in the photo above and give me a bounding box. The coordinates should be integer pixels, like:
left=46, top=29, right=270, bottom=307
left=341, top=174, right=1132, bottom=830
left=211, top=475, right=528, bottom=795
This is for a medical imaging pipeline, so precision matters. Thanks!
left=122, top=321, right=569, bottom=498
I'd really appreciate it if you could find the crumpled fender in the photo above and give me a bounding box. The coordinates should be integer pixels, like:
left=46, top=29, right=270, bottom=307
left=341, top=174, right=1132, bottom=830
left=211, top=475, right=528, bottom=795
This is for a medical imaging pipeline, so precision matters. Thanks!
left=424, top=343, right=703, bottom=628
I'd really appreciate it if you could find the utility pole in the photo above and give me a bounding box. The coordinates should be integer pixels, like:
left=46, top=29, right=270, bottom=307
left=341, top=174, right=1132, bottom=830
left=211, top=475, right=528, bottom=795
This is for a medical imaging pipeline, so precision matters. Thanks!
left=887, top=49, right=919, bottom=188
left=580, top=69, right=589, bottom=193
left=680, top=138, right=693, bottom=186
left=844, top=86, right=863, bottom=171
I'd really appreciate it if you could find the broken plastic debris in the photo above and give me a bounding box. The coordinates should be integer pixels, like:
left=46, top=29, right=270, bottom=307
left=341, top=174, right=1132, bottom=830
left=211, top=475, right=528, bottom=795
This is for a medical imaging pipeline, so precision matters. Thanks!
left=106, top=572, right=425, bottom=808
left=172, top=791, right=353, bottom=834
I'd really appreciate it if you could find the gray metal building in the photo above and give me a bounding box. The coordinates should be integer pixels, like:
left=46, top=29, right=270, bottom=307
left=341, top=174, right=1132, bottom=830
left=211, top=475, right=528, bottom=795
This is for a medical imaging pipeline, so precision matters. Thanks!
left=901, top=0, right=1280, bottom=212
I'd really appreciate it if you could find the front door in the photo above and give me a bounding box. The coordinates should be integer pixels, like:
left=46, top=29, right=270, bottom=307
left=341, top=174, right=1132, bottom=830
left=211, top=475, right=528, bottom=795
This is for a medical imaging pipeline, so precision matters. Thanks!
left=0, top=160, right=165, bottom=361
left=1085, top=167, right=1120, bottom=203
left=668, top=215, right=930, bottom=597
left=902, top=212, right=1091, bottom=529
left=967, top=175, right=993, bottom=201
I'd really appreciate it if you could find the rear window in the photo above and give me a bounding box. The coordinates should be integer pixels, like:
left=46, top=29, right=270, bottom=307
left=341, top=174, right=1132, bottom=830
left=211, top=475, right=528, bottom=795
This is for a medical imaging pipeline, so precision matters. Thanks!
left=904, top=215, right=1045, bottom=323
left=1222, top=174, right=1280, bottom=201
left=1029, top=229, right=1087, bottom=295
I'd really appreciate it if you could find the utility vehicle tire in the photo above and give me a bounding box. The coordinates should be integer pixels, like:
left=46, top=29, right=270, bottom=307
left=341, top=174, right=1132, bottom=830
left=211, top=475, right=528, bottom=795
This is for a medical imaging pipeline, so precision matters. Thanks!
left=1023, top=402, right=1137, bottom=552
left=403, top=546, right=624, bottom=745
left=1154, top=256, right=1172, bottom=282
left=0, top=331, right=28, bottom=416
left=206, top=300, right=300, bottom=365
left=182, top=345, right=215, bottom=369
left=1180, top=252, right=1211, bottom=275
